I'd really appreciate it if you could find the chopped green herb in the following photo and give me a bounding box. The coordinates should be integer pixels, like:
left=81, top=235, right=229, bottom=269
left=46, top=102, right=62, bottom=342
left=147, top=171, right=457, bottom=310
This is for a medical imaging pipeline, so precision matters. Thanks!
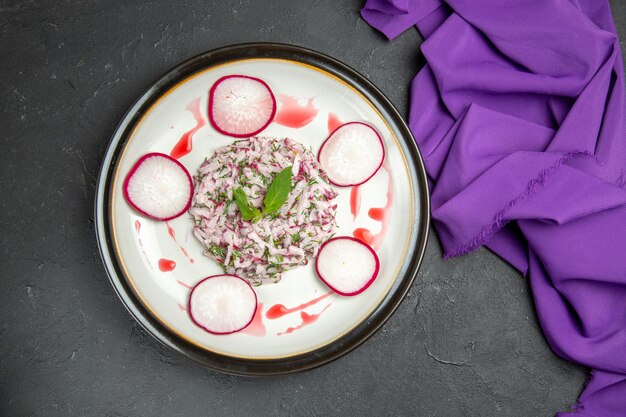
left=260, top=174, right=271, bottom=186
left=208, top=245, right=225, bottom=258
left=238, top=176, right=249, bottom=187
left=214, top=190, right=229, bottom=202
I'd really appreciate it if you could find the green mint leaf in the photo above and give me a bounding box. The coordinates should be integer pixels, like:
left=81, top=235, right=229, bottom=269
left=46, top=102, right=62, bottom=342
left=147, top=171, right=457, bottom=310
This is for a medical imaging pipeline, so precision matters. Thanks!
left=234, top=187, right=261, bottom=222
left=263, top=166, right=293, bottom=215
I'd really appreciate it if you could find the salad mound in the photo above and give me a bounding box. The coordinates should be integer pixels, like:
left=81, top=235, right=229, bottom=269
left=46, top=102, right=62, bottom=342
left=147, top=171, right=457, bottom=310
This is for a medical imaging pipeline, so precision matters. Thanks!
left=190, top=137, right=338, bottom=284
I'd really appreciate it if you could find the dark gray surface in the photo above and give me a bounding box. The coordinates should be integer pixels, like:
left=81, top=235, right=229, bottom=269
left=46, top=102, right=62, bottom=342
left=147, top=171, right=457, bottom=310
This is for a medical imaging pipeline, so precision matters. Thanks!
left=1, top=1, right=624, bottom=416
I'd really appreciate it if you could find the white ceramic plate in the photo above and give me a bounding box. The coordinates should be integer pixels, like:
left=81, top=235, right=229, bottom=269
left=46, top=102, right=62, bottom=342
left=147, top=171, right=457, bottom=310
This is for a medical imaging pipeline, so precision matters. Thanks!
left=96, top=43, right=429, bottom=374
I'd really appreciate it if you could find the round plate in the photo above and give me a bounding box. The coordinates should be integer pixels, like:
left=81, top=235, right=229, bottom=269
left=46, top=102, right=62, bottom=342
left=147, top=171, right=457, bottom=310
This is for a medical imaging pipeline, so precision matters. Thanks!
left=95, top=43, right=429, bottom=375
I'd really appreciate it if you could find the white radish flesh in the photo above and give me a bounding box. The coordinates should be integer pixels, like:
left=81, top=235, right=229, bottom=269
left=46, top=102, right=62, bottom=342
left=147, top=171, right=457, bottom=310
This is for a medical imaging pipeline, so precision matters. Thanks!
left=315, top=237, right=380, bottom=296
left=123, top=152, right=193, bottom=221
left=318, top=122, right=385, bottom=187
left=208, top=75, right=276, bottom=138
left=188, top=275, right=257, bottom=335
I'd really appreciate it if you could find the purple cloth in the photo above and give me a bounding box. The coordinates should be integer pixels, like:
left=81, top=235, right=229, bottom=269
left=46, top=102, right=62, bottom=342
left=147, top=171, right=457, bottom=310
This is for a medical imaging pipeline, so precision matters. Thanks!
left=361, top=0, right=626, bottom=415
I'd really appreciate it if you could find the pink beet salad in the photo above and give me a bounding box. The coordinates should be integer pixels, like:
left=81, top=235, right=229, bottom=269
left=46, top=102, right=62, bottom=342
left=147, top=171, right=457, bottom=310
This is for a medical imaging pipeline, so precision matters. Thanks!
left=190, top=137, right=338, bottom=284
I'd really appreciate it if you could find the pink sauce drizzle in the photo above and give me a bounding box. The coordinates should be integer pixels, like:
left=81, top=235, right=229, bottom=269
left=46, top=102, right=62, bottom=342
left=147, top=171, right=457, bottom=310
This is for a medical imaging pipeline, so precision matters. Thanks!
left=170, top=97, right=206, bottom=160
left=266, top=292, right=333, bottom=320
left=327, top=112, right=343, bottom=133
left=350, top=185, right=362, bottom=220
left=177, top=303, right=187, bottom=312
left=368, top=208, right=385, bottom=221
left=353, top=228, right=375, bottom=246
left=165, top=222, right=195, bottom=263
left=352, top=164, right=393, bottom=250
left=240, top=303, right=267, bottom=337
left=134, top=220, right=153, bottom=269
left=176, top=280, right=193, bottom=289
left=158, top=258, right=176, bottom=272
left=277, top=304, right=332, bottom=336
left=274, top=95, right=319, bottom=128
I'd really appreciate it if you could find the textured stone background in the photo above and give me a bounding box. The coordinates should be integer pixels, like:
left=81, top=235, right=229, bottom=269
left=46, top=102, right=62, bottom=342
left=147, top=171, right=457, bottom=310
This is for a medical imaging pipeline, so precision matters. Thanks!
left=2, top=1, right=625, bottom=416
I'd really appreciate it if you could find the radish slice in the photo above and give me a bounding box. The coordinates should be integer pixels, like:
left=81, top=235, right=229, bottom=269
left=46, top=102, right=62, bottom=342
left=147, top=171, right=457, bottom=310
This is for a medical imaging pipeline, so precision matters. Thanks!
left=123, top=152, right=193, bottom=221
left=318, top=122, right=385, bottom=187
left=208, top=75, right=276, bottom=138
left=315, top=237, right=380, bottom=296
left=188, top=274, right=257, bottom=335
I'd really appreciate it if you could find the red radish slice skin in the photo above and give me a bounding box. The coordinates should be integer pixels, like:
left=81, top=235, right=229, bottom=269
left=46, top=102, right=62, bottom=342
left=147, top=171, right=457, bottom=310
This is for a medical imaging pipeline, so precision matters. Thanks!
left=208, top=75, right=277, bottom=138
left=123, top=152, right=193, bottom=221
left=318, top=122, right=385, bottom=187
left=188, top=275, right=258, bottom=335
left=315, top=237, right=380, bottom=296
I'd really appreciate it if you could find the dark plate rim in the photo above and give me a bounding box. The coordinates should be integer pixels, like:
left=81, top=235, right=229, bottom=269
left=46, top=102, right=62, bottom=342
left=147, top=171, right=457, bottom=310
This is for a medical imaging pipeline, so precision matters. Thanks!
left=94, top=42, right=430, bottom=376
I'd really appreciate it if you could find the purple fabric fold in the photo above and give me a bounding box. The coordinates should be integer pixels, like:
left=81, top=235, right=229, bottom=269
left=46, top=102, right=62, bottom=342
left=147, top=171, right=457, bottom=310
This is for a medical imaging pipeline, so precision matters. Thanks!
left=361, top=0, right=626, bottom=415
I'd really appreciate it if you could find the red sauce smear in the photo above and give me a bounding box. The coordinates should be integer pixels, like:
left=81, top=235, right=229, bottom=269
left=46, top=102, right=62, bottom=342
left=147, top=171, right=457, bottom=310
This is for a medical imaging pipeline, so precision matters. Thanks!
left=266, top=292, right=333, bottom=320
left=158, top=258, right=176, bottom=272
left=240, top=303, right=266, bottom=337
left=165, top=222, right=195, bottom=263
left=274, top=95, right=319, bottom=128
left=327, top=112, right=343, bottom=133
left=134, top=220, right=153, bottom=269
left=353, top=228, right=375, bottom=246
left=176, top=280, right=193, bottom=289
left=368, top=207, right=386, bottom=221
left=170, top=97, right=206, bottom=160
left=177, top=303, right=187, bottom=312
left=350, top=185, right=362, bottom=220
left=352, top=164, right=393, bottom=250
left=277, top=304, right=332, bottom=336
